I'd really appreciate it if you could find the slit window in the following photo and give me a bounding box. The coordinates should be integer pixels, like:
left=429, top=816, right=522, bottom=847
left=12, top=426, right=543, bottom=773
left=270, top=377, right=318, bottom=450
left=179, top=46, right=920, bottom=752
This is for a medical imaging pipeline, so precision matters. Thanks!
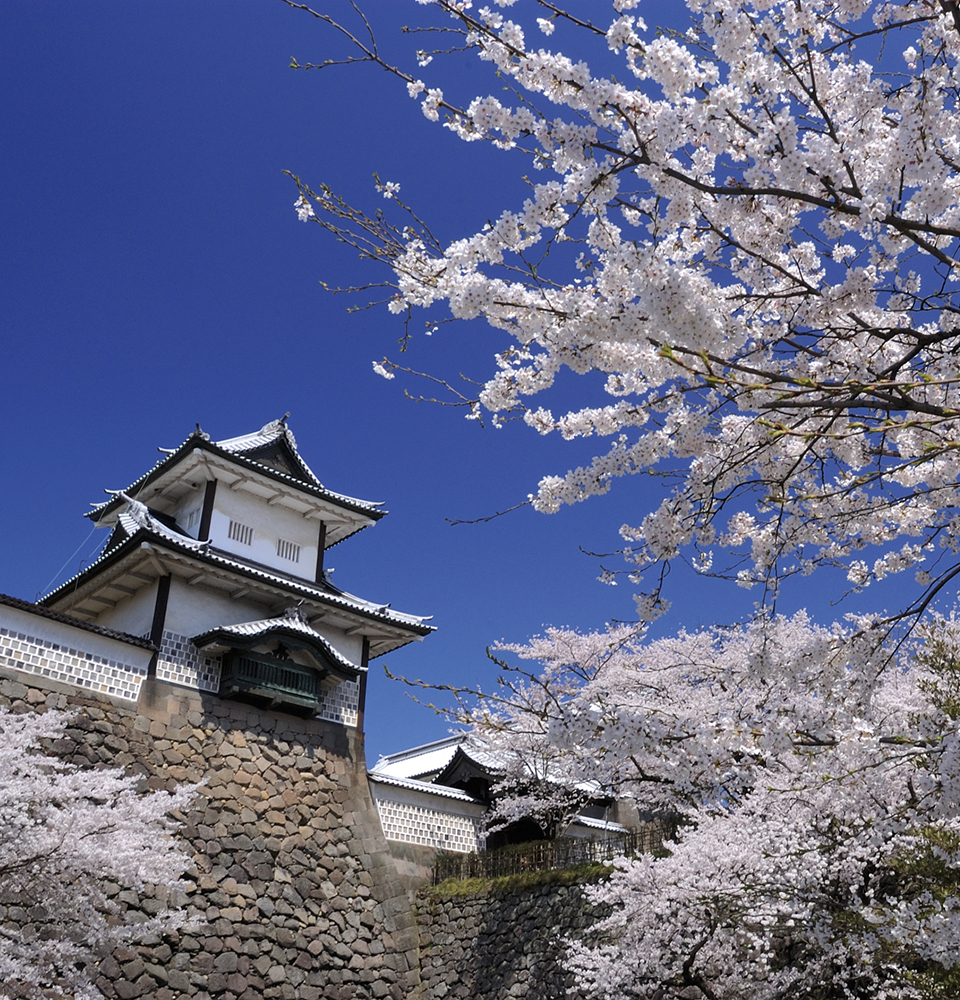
left=183, top=507, right=201, bottom=531
left=277, top=538, right=301, bottom=562
left=228, top=520, right=254, bottom=546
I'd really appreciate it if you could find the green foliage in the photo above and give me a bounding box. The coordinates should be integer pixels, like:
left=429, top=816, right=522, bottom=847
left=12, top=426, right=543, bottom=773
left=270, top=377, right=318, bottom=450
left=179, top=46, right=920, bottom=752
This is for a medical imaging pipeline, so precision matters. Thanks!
left=426, top=862, right=612, bottom=899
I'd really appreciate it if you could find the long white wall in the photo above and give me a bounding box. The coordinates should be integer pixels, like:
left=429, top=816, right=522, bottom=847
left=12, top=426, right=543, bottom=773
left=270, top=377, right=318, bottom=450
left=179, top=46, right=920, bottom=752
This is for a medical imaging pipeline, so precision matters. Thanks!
left=370, top=778, right=487, bottom=854
left=0, top=603, right=152, bottom=702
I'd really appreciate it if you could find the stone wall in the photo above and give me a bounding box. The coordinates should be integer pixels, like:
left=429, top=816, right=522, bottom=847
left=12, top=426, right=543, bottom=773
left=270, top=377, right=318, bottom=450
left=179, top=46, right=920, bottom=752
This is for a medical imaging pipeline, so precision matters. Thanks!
left=0, top=667, right=423, bottom=1000
left=416, top=878, right=607, bottom=1000
left=0, top=664, right=616, bottom=1000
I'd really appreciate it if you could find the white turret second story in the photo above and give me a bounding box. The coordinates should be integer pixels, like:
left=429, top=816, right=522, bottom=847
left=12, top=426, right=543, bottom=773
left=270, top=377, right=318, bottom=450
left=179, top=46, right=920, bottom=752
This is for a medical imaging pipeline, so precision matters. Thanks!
left=86, top=415, right=382, bottom=585
left=38, top=417, right=434, bottom=725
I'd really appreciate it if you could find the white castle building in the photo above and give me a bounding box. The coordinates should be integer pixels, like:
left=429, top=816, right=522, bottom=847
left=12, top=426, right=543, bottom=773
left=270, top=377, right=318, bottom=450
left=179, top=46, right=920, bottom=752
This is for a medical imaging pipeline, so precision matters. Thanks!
left=0, top=417, right=634, bottom=857
left=36, top=417, right=432, bottom=724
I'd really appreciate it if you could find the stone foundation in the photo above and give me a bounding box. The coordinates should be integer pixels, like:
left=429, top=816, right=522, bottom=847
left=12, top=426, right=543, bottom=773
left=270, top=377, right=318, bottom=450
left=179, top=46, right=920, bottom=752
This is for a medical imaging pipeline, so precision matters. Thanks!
left=416, top=879, right=608, bottom=1000
left=0, top=663, right=619, bottom=1000
left=0, top=668, right=422, bottom=1000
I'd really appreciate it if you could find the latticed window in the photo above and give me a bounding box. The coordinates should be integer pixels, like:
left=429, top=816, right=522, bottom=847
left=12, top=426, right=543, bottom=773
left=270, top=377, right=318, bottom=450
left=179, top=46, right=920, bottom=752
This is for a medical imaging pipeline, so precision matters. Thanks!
left=219, top=651, right=322, bottom=715
left=277, top=538, right=300, bottom=562
left=228, top=520, right=253, bottom=545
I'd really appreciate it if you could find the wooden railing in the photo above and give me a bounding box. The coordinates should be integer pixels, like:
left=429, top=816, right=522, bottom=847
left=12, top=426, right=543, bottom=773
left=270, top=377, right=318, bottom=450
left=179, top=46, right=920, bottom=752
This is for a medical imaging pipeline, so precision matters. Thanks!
left=220, top=652, right=321, bottom=712
left=433, top=822, right=674, bottom=885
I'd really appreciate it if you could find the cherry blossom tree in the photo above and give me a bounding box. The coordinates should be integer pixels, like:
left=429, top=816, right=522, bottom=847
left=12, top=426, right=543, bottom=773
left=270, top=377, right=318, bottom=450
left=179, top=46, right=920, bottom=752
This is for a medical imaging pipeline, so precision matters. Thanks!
left=290, top=0, right=960, bottom=623
left=447, top=615, right=960, bottom=1000
left=287, top=0, right=960, bottom=995
left=0, top=708, right=195, bottom=1000
left=451, top=659, right=609, bottom=841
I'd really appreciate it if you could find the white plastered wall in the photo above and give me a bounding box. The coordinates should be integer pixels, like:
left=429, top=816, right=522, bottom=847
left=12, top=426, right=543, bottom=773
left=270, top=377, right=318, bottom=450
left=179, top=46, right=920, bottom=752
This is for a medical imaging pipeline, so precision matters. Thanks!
left=162, top=578, right=269, bottom=638
left=369, top=779, right=487, bottom=853
left=93, top=581, right=160, bottom=638
left=208, top=485, right=321, bottom=581
left=173, top=484, right=207, bottom=539
left=310, top=620, right=363, bottom=668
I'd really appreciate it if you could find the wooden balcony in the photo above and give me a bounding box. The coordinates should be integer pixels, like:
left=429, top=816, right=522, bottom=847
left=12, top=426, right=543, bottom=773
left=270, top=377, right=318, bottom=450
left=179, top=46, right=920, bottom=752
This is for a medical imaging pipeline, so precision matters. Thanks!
left=219, top=651, right=322, bottom=715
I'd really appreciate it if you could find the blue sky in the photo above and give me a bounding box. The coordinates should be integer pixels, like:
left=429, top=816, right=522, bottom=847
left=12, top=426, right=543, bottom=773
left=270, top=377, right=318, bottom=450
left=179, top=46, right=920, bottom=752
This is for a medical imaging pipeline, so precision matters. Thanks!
left=1, top=2, right=912, bottom=761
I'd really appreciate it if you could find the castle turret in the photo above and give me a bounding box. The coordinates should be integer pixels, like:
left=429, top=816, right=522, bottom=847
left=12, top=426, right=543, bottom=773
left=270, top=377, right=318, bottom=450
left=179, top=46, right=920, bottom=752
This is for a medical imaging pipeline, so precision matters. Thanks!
left=41, top=417, right=434, bottom=723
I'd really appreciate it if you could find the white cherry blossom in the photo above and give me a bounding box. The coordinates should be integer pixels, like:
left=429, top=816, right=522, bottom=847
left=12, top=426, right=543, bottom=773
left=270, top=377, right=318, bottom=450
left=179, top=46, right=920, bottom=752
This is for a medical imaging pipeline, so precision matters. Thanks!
left=293, top=0, right=960, bottom=625
left=451, top=614, right=960, bottom=999
left=0, top=708, right=194, bottom=999
left=289, top=2, right=960, bottom=992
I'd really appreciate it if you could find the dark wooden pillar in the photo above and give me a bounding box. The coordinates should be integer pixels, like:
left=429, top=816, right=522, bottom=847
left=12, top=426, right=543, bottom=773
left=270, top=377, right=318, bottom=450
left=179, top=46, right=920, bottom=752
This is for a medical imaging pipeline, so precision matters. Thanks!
left=147, top=575, right=171, bottom=677
left=198, top=479, right=218, bottom=541
left=357, top=637, right=369, bottom=735
left=314, top=521, right=327, bottom=583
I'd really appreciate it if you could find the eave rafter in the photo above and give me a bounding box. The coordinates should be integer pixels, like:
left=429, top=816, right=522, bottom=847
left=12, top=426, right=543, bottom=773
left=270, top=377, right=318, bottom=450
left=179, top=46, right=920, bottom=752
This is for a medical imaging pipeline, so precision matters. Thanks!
left=46, top=536, right=429, bottom=656
left=153, top=548, right=425, bottom=656
left=48, top=548, right=166, bottom=621
left=88, top=595, right=117, bottom=607
left=121, top=451, right=375, bottom=546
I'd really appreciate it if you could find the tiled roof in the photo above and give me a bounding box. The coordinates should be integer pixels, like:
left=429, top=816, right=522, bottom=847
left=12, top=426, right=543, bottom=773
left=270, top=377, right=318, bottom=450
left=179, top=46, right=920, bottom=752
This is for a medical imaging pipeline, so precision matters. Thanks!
left=371, top=735, right=468, bottom=779
left=372, top=734, right=509, bottom=779
left=193, top=609, right=359, bottom=675
left=0, top=592, right=156, bottom=650
left=117, top=496, right=211, bottom=552
left=376, top=732, right=601, bottom=795
left=571, top=815, right=628, bottom=833
left=87, top=419, right=385, bottom=524
left=43, top=514, right=434, bottom=638
left=367, top=771, right=485, bottom=804
left=216, top=417, right=322, bottom=486
left=446, top=741, right=509, bottom=773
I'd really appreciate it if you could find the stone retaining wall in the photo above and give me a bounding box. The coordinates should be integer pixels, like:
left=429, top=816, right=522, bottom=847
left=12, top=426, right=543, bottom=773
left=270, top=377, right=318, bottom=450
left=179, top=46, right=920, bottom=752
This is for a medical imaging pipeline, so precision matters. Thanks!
left=0, top=667, right=422, bottom=1000
left=0, top=664, right=614, bottom=1000
left=416, top=879, right=607, bottom=1000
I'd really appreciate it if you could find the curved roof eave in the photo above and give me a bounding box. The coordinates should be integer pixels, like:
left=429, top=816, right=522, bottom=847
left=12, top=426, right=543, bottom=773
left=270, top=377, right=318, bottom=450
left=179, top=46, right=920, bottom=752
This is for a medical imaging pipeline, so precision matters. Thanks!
left=40, top=524, right=435, bottom=643
left=367, top=771, right=486, bottom=804
left=86, top=433, right=386, bottom=524
left=193, top=616, right=363, bottom=678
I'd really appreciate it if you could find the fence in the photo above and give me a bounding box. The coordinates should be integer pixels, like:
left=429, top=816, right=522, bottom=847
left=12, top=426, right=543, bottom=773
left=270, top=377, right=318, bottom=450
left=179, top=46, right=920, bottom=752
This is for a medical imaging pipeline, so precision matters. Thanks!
left=433, top=821, right=676, bottom=884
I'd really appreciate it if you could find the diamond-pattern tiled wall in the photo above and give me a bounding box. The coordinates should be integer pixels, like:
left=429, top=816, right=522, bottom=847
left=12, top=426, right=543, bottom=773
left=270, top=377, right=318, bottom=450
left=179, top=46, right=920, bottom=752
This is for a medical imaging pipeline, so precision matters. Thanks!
left=155, top=629, right=358, bottom=726
left=156, top=630, right=221, bottom=692
left=373, top=791, right=484, bottom=853
left=0, top=626, right=145, bottom=701
left=316, top=677, right=358, bottom=728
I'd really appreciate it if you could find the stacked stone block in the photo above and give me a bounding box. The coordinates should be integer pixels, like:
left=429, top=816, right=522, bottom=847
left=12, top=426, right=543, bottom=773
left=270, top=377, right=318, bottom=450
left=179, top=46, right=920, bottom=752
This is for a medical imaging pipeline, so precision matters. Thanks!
left=0, top=663, right=622, bottom=1000
left=0, top=668, right=422, bottom=1000
left=416, top=881, right=608, bottom=1000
